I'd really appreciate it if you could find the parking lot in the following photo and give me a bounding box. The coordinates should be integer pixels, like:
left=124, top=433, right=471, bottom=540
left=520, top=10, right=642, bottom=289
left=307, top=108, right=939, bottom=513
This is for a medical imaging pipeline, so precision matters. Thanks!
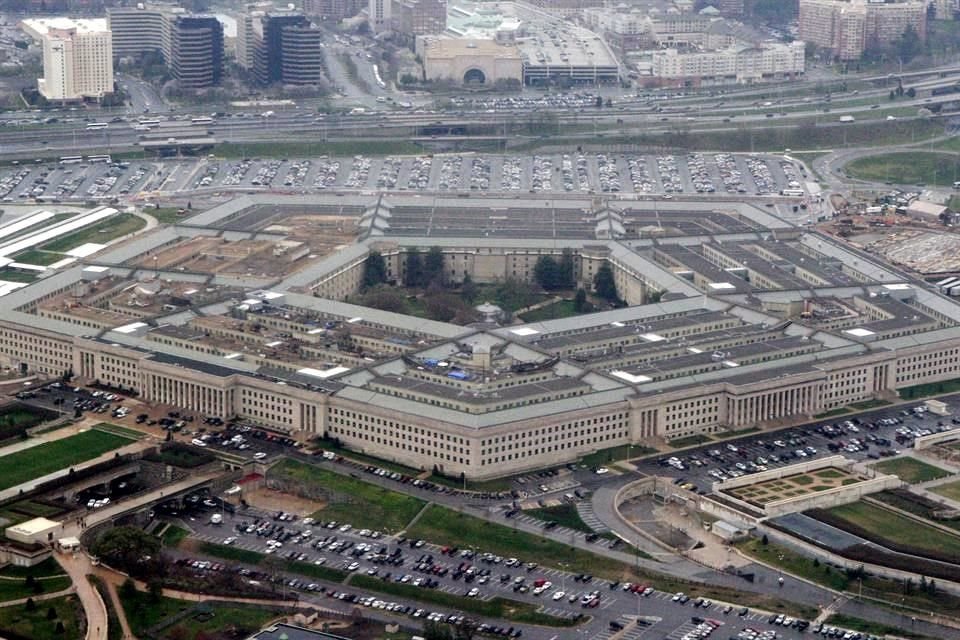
left=180, top=501, right=823, bottom=640
left=637, top=400, right=960, bottom=492
left=0, top=153, right=802, bottom=203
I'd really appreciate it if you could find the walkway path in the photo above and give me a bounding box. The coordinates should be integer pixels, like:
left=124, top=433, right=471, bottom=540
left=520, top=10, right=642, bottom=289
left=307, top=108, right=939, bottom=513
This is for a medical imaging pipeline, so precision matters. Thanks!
left=0, top=587, right=75, bottom=608
left=56, top=551, right=108, bottom=640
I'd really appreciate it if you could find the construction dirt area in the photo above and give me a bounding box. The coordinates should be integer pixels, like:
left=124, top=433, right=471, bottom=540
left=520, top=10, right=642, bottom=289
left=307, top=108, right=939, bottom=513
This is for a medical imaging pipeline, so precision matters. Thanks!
left=862, top=230, right=960, bottom=275
left=243, top=487, right=325, bottom=518
left=130, top=214, right=358, bottom=278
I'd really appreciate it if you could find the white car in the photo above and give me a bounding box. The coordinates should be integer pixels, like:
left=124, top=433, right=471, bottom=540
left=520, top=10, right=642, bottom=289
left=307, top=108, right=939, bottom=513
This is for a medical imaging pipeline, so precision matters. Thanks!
left=223, top=537, right=237, bottom=545
left=191, top=438, right=207, bottom=447
left=595, top=467, right=609, bottom=475
left=552, top=591, right=566, bottom=601
left=467, top=588, right=480, bottom=597
left=347, top=562, right=360, bottom=571
left=253, top=452, right=267, bottom=460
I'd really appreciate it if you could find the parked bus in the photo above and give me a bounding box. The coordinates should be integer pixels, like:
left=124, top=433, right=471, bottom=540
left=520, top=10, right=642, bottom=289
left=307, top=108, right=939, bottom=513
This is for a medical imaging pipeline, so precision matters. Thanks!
left=780, top=188, right=805, bottom=197
left=191, top=116, right=214, bottom=125
left=59, top=156, right=83, bottom=165
left=137, top=119, right=160, bottom=127
left=85, top=122, right=108, bottom=130
left=86, top=155, right=112, bottom=164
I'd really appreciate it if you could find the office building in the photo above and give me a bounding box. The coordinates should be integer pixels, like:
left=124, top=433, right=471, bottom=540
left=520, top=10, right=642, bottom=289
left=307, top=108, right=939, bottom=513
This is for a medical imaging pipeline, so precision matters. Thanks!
left=253, top=13, right=323, bottom=85
left=393, top=0, right=447, bottom=36
left=651, top=40, right=805, bottom=85
left=799, top=0, right=926, bottom=60
left=106, top=4, right=224, bottom=88
left=303, top=0, right=364, bottom=22
left=22, top=18, right=114, bottom=102
left=369, top=0, right=392, bottom=32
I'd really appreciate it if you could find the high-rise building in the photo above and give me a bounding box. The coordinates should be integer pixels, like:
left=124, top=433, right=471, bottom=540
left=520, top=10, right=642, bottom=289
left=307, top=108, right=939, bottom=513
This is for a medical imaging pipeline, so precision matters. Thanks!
left=369, top=0, right=392, bottom=32
left=393, top=0, right=446, bottom=35
left=303, top=0, right=363, bottom=23
left=169, top=15, right=224, bottom=88
left=253, top=13, right=323, bottom=85
left=107, top=4, right=224, bottom=88
left=799, top=0, right=926, bottom=60
left=22, top=18, right=114, bottom=101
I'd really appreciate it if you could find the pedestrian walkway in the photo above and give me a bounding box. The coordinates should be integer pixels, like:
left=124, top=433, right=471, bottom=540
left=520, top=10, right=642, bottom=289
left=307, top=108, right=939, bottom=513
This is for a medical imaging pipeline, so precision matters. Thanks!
left=56, top=551, right=108, bottom=640
left=577, top=501, right=610, bottom=533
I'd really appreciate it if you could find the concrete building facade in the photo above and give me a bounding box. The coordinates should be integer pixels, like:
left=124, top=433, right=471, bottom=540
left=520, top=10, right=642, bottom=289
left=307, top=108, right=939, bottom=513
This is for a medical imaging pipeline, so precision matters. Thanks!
left=252, top=13, right=324, bottom=85
left=799, top=0, right=926, bottom=60
left=651, top=40, right=805, bottom=85
left=22, top=18, right=114, bottom=101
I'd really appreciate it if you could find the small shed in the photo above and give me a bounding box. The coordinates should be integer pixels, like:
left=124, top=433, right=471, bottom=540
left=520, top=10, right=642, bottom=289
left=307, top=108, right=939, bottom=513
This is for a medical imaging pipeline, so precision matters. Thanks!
left=710, top=520, right=749, bottom=542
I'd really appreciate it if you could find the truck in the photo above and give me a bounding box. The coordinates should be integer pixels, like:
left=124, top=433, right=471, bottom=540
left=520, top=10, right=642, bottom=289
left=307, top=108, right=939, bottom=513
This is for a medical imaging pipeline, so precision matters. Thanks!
left=839, top=115, right=855, bottom=123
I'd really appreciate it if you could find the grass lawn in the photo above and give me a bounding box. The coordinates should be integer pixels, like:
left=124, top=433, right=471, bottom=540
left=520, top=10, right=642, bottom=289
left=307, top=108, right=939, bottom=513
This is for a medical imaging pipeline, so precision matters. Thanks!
left=118, top=590, right=190, bottom=636
left=930, top=480, right=960, bottom=503
left=0, top=558, right=71, bottom=601
left=271, top=459, right=425, bottom=533
left=427, top=473, right=513, bottom=493
left=847, top=399, right=891, bottom=411
left=0, top=429, right=133, bottom=491
left=349, top=575, right=579, bottom=627
left=814, top=407, right=850, bottom=419
left=407, top=505, right=647, bottom=582
left=0, top=594, right=84, bottom=640
left=11, top=249, right=68, bottom=266
left=313, top=438, right=421, bottom=477
left=160, top=524, right=190, bottom=547
left=162, top=604, right=284, bottom=639
left=38, top=213, right=146, bottom=254
left=92, top=423, right=145, bottom=440
left=738, top=538, right=850, bottom=592
left=524, top=504, right=594, bottom=534
left=825, top=614, right=935, bottom=640
left=147, top=207, right=194, bottom=224
left=668, top=434, right=712, bottom=448
left=870, top=457, right=951, bottom=484
left=844, top=152, right=960, bottom=187
left=580, top=444, right=656, bottom=468
left=826, top=501, right=960, bottom=557
left=899, top=377, right=960, bottom=400
left=0, top=404, right=58, bottom=441
left=518, top=300, right=578, bottom=322
left=0, top=557, right=66, bottom=579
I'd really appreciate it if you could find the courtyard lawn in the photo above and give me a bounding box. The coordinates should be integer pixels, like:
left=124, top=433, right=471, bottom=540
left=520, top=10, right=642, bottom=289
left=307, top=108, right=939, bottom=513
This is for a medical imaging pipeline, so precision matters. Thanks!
left=0, top=429, right=134, bottom=491
left=161, top=604, right=284, bottom=639
left=870, top=457, right=951, bottom=484
left=271, top=459, right=425, bottom=533
left=930, top=480, right=960, bottom=503
left=580, top=444, right=657, bottom=468
left=825, top=501, right=960, bottom=558
left=524, top=503, right=595, bottom=534
left=518, top=300, right=578, bottom=322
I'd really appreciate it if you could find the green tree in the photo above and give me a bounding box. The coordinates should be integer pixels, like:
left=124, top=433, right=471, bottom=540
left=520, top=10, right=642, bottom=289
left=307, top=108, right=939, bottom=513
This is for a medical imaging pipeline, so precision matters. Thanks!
left=906, top=86, right=916, bottom=98
left=424, top=619, right=454, bottom=640
left=424, top=246, right=445, bottom=288
left=47, top=606, right=57, bottom=620
left=147, top=578, right=163, bottom=603
left=120, top=578, right=137, bottom=600
left=404, top=249, right=423, bottom=288
left=593, top=263, right=619, bottom=303
left=361, top=250, right=388, bottom=290
left=24, top=598, right=35, bottom=612
left=897, top=24, right=923, bottom=64
left=461, top=273, right=478, bottom=304
left=573, top=287, right=589, bottom=313
left=90, top=526, right=162, bottom=579
left=533, top=255, right=560, bottom=290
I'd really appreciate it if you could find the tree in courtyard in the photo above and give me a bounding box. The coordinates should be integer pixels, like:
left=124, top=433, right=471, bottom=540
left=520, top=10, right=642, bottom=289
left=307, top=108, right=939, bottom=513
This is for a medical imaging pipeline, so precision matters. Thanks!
left=24, top=598, right=35, bottom=612
left=361, top=250, right=388, bottom=290
left=424, top=246, right=445, bottom=288
left=47, top=606, right=57, bottom=620
left=461, top=273, right=478, bottom=304
left=574, top=287, right=590, bottom=313
left=90, top=526, right=162, bottom=579
left=404, top=249, right=423, bottom=287
left=533, top=256, right=561, bottom=290
left=593, top=263, right=619, bottom=303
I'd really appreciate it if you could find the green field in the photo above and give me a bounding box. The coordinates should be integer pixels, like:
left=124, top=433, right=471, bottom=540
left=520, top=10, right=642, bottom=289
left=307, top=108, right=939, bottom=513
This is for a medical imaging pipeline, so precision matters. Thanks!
left=160, top=604, right=284, bottom=639
left=0, top=594, right=84, bottom=640
left=198, top=541, right=350, bottom=583
left=270, top=459, right=425, bottom=533
left=0, top=268, right=38, bottom=283
left=524, top=504, right=594, bottom=534
left=580, top=444, right=656, bottom=468
left=825, top=501, right=960, bottom=558
left=668, top=434, right=712, bottom=448
left=0, top=429, right=134, bottom=491
left=870, top=457, right=951, bottom=484
left=899, top=377, right=960, bottom=400
left=844, top=152, right=960, bottom=187
left=0, top=557, right=71, bottom=602
left=38, top=213, right=146, bottom=254
left=0, top=404, right=59, bottom=441
left=92, top=423, right=145, bottom=440
left=160, top=524, right=190, bottom=547
left=349, top=575, right=579, bottom=627
left=118, top=590, right=190, bottom=636
left=406, top=505, right=645, bottom=581
left=930, top=479, right=960, bottom=503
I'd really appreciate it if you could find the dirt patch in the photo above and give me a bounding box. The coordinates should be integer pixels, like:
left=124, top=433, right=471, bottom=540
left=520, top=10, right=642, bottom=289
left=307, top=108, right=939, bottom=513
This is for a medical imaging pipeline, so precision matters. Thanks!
left=244, top=487, right=325, bottom=516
